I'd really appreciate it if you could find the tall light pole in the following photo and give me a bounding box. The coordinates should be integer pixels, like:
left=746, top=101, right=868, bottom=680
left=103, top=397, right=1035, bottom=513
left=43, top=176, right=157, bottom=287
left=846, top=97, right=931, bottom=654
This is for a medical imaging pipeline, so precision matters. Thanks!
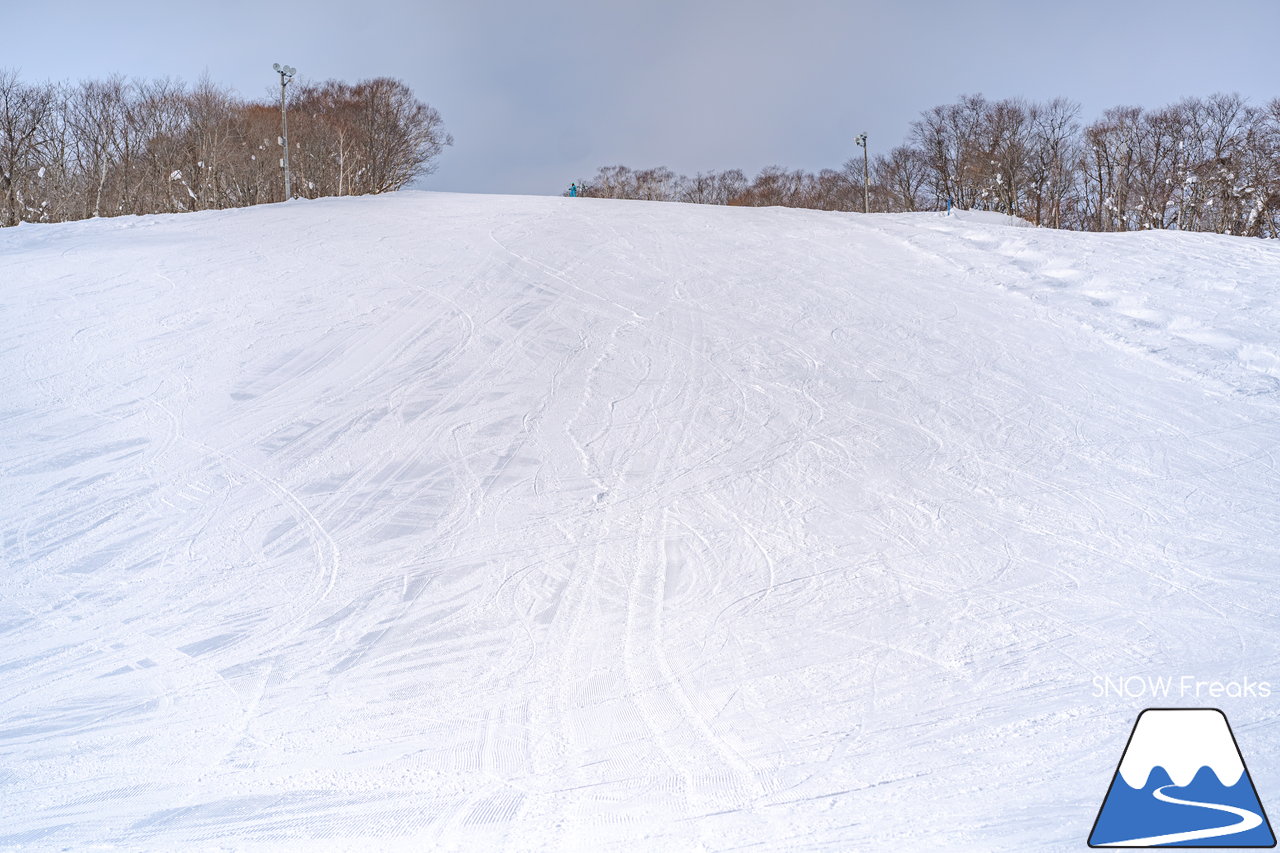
left=854, top=132, right=869, bottom=214
left=273, top=63, right=296, bottom=200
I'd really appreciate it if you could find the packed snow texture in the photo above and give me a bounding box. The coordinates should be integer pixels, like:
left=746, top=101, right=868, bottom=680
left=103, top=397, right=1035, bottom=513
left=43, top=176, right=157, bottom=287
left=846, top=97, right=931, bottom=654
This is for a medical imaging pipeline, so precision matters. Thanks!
left=2, top=193, right=1279, bottom=851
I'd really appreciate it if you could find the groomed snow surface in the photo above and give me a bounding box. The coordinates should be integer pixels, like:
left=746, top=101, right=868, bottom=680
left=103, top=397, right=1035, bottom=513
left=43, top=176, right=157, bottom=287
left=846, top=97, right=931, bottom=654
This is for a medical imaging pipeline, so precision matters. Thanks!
left=2, top=193, right=1280, bottom=851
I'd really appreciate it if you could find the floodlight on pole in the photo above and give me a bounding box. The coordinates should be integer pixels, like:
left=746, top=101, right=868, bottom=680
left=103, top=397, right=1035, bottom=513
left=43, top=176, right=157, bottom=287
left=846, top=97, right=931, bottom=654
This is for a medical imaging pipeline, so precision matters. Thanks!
left=275, top=63, right=296, bottom=200
left=854, top=133, right=869, bottom=214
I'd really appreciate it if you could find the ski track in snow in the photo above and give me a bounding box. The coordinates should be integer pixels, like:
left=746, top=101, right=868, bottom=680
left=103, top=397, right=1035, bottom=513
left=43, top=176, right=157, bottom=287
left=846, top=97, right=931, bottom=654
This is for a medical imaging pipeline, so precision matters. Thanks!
left=1, top=194, right=1280, bottom=850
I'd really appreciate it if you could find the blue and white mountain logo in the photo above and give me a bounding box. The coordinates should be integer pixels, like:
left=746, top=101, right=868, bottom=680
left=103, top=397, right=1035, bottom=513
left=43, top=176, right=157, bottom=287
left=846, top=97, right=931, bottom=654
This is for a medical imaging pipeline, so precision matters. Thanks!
left=1089, top=708, right=1275, bottom=847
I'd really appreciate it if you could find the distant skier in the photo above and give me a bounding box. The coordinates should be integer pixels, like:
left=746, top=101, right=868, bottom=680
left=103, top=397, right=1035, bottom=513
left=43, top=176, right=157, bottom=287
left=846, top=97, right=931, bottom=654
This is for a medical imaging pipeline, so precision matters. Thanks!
left=568, top=183, right=579, bottom=197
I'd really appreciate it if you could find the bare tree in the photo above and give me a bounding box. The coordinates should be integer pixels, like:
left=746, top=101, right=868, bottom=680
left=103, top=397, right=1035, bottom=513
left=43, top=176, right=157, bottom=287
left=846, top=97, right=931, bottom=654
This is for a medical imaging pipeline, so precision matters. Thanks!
left=0, top=70, right=451, bottom=227
left=1023, top=98, right=1081, bottom=228
left=1240, top=98, right=1280, bottom=237
left=0, top=70, right=59, bottom=226
left=66, top=76, right=128, bottom=218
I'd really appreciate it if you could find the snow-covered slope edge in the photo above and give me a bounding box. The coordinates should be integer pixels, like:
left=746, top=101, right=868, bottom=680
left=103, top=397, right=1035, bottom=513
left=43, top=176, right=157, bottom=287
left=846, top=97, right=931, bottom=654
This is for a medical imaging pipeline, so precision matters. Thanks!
left=1, top=193, right=1279, bottom=852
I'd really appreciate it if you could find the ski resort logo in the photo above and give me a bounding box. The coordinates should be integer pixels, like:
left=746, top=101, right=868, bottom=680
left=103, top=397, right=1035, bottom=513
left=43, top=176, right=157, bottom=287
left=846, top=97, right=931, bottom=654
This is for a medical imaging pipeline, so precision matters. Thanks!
left=1089, top=708, right=1275, bottom=847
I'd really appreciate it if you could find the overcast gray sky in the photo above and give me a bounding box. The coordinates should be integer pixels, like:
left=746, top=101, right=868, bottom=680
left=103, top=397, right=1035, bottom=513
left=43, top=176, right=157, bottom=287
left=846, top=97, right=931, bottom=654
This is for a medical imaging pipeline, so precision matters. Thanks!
left=7, top=0, right=1280, bottom=196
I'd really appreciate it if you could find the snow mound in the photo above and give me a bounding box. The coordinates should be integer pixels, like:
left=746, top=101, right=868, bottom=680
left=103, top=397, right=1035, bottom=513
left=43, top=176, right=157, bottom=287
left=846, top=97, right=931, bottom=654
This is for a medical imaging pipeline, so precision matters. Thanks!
left=2, top=192, right=1279, bottom=851
left=936, top=208, right=1034, bottom=227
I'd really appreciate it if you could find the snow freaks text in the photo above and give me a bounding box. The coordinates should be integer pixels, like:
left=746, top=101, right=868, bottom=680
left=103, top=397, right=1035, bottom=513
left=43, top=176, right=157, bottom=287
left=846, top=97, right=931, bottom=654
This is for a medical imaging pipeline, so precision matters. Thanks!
left=1093, top=675, right=1272, bottom=700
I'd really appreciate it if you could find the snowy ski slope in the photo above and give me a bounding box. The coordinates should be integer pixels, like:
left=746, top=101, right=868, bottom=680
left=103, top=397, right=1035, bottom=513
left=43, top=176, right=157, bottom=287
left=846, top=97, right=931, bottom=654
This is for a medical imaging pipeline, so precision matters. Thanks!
left=2, top=192, right=1280, bottom=850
